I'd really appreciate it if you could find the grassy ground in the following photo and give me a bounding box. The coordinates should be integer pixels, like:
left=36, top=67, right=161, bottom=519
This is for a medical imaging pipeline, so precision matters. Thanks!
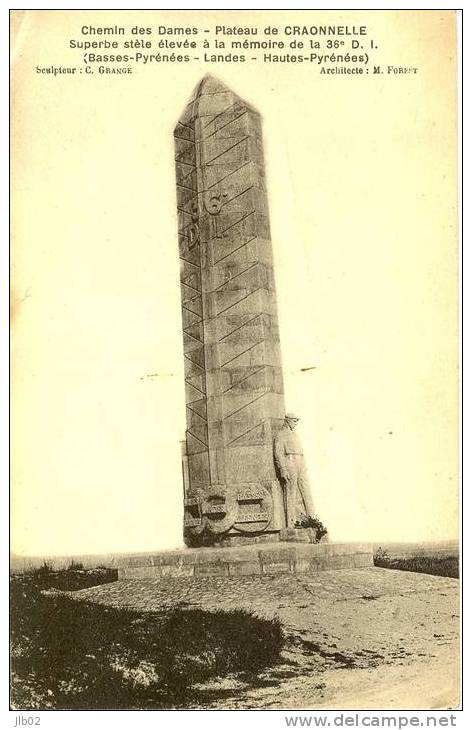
left=373, top=550, right=459, bottom=578
left=10, top=568, right=283, bottom=710
left=11, top=552, right=459, bottom=709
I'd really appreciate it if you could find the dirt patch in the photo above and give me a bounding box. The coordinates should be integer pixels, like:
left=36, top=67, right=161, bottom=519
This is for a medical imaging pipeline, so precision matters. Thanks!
left=12, top=566, right=460, bottom=709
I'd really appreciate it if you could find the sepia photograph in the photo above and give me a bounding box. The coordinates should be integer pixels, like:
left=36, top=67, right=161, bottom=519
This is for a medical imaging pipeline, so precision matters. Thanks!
left=9, top=6, right=461, bottom=716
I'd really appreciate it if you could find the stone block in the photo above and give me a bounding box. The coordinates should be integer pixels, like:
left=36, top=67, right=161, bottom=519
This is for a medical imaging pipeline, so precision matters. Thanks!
left=194, top=562, right=230, bottom=577
left=327, top=555, right=348, bottom=569
left=127, top=556, right=152, bottom=568
left=260, top=547, right=297, bottom=564
left=117, top=543, right=374, bottom=580
left=228, top=561, right=262, bottom=576
left=354, top=553, right=374, bottom=568
left=160, top=564, right=194, bottom=578
left=119, top=566, right=161, bottom=579
left=295, top=559, right=319, bottom=574
left=330, top=543, right=355, bottom=556
left=262, top=561, right=291, bottom=574
left=255, top=533, right=279, bottom=544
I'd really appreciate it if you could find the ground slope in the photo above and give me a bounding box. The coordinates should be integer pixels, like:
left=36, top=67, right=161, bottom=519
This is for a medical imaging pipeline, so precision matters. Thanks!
left=72, top=567, right=460, bottom=709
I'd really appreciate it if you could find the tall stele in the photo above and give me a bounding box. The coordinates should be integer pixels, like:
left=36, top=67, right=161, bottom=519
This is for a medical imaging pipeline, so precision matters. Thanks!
left=175, top=75, right=286, bottom=546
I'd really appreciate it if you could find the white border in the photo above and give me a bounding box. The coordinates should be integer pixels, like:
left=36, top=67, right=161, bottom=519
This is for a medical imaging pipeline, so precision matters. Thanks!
left=3, top=2, right=466, bottom=727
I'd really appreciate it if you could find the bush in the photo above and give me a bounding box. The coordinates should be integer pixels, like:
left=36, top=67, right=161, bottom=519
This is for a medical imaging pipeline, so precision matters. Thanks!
left=22, top=565, right=118, bottom=592
left=373, top=549, right=459, bottom=578
left=36, top=560, right=54, bottom=576
left=294, top=515, right=328, bottom=543
left=374, top=547, right=391, bottom=566
left=67, top=560, right=85, bottom=572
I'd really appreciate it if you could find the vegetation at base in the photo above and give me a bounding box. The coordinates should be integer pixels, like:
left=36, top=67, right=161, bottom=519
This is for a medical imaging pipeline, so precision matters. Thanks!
left=294, top=515, right=328, bottom=543
left=18, top=562, right=118, bottom=591
left=10, top=571, right=284, bottom=709
left=374, top=548, right=459, bottom=579
left=66, top=560, right=85, bottom=572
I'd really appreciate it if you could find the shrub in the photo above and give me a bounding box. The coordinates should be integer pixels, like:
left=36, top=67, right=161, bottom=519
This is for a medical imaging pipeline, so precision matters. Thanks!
left=35, top=560, right=54, bottom=575
left=19, top=562, right=117, bottom=591
left=373, top=549, right=459, bottom=578
left=374, top=547, right=391, bottom=567
left=66, top=560, right=85, bottom=571
left=294, top=515, right=328, bottom=543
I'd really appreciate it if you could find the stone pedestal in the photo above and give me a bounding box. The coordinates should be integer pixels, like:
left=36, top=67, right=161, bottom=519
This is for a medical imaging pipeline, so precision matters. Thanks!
left=117, top=543, right=373, bottom=580
left=279, top=528, right=329, bottom=544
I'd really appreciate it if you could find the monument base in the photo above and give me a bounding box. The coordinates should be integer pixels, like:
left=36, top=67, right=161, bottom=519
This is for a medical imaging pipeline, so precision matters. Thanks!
left=117, top=542, right=373, bottom=580
left=213, top=528, right=328, bottom=548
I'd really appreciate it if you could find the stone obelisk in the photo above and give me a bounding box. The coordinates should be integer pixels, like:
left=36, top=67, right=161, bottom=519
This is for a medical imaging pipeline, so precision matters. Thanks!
left=175, top=75, right=286, bottom=546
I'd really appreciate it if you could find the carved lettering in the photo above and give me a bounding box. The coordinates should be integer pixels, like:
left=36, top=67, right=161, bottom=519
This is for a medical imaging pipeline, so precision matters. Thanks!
left=203, top=503, right=227, bottom=515
left=184, top=516, right=201, bottom=527
left=234, top=511, right=270, bottom=523
left=237, top=489, right=265, bottom=502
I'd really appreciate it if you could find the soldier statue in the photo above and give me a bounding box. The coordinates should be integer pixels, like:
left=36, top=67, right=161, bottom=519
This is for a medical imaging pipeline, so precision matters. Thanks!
left=274, top=413, right=315, bottom=528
